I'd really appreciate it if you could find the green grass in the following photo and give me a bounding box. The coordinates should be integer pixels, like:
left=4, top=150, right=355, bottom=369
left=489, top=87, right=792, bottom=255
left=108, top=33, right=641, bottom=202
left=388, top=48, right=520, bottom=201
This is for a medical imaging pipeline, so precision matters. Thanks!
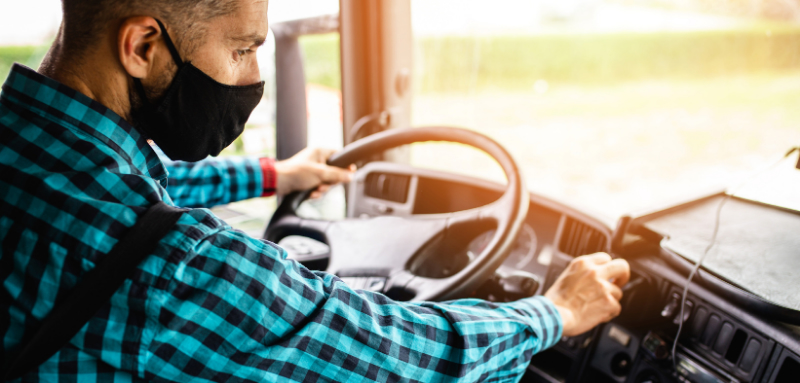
left=4, top=28, right=799, bottom=220
left=0, top=36, right=341, bottom=90
left=6, top=26, right=800, bottom=92
left=414, top=27, right=800, bottom=92
left=0, top=45, right=47, bottom=82
left=293, top=26, right=800, bottom=92
left=408, top=71, right=800, bottom=217
left=299, top=33, right=341, bottom=90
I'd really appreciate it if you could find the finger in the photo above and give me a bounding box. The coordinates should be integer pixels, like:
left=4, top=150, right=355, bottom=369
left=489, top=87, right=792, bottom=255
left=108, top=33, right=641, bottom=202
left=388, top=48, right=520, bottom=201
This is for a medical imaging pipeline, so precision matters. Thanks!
left=310, top=191, right=323, bottom=199
left=316, top=148, right=338, bottom=163
left=316, top=164, right=353, bottom=184
left=316, top=184, right=331, bottom=194
left=598, top=259, right=631, bottom=287
left=582, top=252, right=613, bottom=265
left=604, top=297, right=622, bottom=321
left=604, top=281, right=623, bottom=301
left=349, top=164, right=357, bottom=172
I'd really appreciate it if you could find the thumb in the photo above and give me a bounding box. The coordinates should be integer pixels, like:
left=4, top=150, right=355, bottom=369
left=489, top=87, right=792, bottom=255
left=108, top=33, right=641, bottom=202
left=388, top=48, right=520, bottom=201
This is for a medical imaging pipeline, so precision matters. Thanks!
left=315, top=163, right=353, bottom=184
left=314, top=148, right=338, bottom=163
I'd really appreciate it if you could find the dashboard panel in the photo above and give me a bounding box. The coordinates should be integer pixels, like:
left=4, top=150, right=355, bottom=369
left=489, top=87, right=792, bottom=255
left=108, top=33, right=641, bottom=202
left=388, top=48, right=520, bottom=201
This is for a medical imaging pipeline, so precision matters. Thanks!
left=321, top=162, right=800, bottom=383
left=347, top=162, right=610, bottom=293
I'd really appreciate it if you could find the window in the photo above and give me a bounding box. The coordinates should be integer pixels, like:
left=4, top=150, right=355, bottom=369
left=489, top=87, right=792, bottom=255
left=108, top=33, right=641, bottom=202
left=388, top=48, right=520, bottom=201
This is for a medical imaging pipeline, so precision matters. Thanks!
left=409, top=0, right=800, bottom=217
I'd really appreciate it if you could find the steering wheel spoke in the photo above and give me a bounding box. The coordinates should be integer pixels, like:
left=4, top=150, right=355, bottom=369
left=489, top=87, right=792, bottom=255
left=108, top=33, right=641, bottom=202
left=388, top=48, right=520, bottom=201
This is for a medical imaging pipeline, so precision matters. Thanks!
left=325, top=215, right=448, bottom=275
left=264, top=215, right=331, bottom=244
left=445, top=192, right=514, bottom=227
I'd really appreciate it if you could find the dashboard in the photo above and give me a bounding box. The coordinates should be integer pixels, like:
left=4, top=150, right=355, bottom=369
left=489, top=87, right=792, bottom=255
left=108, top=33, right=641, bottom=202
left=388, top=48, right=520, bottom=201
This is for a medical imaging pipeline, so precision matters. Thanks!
left=283, top=162, right=800, bottom=383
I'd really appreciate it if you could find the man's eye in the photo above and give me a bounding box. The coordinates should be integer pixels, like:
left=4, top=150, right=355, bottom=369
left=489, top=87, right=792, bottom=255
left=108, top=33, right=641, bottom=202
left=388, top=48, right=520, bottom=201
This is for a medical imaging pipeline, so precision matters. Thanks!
left=237, top=49, right=248, bottom=57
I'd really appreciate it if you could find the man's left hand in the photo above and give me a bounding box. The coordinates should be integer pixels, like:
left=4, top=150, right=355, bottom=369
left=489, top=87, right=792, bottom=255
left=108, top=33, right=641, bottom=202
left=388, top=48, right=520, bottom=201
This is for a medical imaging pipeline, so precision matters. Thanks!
left=275, top=148, right=355, bottom=198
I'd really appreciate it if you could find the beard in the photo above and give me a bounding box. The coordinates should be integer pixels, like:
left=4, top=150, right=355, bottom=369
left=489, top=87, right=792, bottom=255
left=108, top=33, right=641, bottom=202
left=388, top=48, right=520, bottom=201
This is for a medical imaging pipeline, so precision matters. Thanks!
left=127, top=66, right=174, bottom=134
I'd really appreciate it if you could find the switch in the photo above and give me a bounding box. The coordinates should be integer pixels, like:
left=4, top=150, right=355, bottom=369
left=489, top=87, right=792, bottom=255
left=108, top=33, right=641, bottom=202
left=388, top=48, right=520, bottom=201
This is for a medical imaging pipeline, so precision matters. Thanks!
left=690, top=307, right=709, bottom=338
left=661, top=293, right=681, bottom=318
left=713, top=322, right=734, bottom=355
left=701, top=315, right=721, bottom=347
left=673, top=300, right=693, bottom=325
left=739, top=338, right=762, bottom=372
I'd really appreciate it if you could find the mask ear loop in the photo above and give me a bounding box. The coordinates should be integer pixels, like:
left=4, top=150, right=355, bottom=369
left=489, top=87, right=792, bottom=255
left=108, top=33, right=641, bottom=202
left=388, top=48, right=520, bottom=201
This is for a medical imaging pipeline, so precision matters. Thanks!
left=153, top=19, right=185, bottom=66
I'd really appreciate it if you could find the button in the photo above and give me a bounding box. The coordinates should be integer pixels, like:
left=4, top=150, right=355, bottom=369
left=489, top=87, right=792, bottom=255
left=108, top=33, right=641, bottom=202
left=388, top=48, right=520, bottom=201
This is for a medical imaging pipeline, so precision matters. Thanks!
left=739, top=338, right=762, bottom=372
left=691, top=307, right=709, bottom=338
left=661, top=293, right=681, bottom=318
left=701, top=315, right=721, bottom=346
left=608, top=325, right=631, bottom=347
left=673, top=300, right=693, bottom=325
left=713, top=322, right=734, bottom=355
left=643, top=332, right=669, bottom=360
left=611, top=352, right=632, bottom=377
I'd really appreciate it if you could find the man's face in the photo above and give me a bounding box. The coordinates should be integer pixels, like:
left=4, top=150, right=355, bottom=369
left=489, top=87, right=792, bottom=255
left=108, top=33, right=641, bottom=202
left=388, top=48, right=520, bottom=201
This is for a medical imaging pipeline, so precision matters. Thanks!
left=129, top=0, right=267, bottom=120
left=187, top=0, right=269, bottom=86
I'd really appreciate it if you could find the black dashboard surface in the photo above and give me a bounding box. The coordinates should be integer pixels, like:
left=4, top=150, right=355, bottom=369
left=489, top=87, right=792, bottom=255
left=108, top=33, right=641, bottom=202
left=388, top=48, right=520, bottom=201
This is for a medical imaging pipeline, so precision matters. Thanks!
left=642, top=195, right=800, bottom=311
left=337, top=163, right=800, bottom=382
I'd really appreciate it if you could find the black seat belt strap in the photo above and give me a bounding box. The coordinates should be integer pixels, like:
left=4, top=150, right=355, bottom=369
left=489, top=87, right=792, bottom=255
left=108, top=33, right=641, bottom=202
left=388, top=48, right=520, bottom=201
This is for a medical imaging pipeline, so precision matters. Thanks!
left=2, top=201, right=185, bottom=381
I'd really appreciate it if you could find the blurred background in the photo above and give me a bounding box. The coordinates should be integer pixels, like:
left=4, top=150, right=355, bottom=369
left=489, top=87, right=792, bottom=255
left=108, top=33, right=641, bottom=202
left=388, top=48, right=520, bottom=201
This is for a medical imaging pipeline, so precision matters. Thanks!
left=2, top=0, right=800, bottom=234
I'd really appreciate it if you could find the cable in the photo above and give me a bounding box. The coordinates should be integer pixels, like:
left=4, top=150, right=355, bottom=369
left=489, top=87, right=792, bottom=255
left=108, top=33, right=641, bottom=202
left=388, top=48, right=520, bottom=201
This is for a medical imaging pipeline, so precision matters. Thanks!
left=347, top=111, right=390, bottom=144
left=670, top=146, right=800, bottom=369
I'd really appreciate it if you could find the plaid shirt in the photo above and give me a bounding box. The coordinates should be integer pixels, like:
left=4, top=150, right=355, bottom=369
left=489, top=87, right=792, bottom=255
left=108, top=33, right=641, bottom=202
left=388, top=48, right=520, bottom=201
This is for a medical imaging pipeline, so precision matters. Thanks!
left=0, top=64, right=562, bottom=382
left=160, top=150, right=276, bottom=208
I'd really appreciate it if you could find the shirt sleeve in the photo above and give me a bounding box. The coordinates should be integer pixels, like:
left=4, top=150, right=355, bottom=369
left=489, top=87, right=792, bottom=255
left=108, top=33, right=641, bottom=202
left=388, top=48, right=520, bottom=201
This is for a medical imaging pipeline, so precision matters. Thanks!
left=258, top=157, right=277, bottom=197
left=160, top=152, right=271, bottom=208
left=140, top=211, right=563, bottom=382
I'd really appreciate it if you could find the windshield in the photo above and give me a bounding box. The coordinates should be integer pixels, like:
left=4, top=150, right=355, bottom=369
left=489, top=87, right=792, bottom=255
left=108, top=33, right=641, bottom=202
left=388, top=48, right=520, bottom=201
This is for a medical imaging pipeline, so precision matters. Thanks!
left=4, top=2, right=799, bottom=221
left=408, top=0, right=800, bottom=218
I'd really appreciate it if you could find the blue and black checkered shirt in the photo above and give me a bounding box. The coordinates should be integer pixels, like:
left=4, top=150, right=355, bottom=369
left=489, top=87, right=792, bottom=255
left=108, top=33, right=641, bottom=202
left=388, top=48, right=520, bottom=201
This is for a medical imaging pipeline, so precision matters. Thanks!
left=0, top=64, right=562, bottom=382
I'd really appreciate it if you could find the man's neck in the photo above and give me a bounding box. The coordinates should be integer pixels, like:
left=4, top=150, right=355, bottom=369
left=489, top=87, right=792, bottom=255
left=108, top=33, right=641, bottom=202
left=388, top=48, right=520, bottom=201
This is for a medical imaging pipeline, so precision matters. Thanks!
left=39, top=40, right=132, bottom=121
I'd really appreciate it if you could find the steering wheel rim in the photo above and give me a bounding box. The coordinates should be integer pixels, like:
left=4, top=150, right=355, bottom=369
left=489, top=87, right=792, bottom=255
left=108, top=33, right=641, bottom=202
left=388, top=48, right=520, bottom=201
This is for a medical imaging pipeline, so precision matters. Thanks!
left=265, top=127, right=529, bottom=301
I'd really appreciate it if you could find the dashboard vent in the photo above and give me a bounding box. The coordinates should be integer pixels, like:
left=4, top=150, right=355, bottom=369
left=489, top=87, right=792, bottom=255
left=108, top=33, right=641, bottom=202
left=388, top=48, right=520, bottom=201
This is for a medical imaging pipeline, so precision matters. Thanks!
left=775, top=354, right=800, bottom=383
left=559, top=217, right=607, bottom=256
left=365, top=173, right=410, bottom=203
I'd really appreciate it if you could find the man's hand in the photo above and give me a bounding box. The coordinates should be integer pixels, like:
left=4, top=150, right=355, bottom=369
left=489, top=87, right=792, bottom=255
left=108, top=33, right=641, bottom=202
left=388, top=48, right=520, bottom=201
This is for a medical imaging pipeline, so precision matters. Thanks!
left=544, top=253, right=630, bottom=337
left=275, top=148, right=355, bottom=198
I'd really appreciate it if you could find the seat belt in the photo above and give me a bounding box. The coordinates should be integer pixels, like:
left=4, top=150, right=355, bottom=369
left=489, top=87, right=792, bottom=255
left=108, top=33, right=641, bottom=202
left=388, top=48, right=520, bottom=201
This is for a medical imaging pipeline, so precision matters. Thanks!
left=2, top=201, right=186, bottom=381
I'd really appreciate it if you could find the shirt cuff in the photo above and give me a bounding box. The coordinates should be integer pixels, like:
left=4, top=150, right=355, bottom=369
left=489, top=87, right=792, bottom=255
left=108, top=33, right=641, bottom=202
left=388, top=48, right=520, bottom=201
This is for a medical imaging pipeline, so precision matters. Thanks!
left=509, top=295, right=564, bottom=352
left=259, top=157, right=277, bottom=197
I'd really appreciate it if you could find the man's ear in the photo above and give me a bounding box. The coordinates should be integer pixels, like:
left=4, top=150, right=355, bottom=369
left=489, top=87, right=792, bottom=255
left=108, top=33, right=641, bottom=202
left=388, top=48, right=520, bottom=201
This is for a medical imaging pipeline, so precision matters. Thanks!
left=118, top=17, right=162, bottom=80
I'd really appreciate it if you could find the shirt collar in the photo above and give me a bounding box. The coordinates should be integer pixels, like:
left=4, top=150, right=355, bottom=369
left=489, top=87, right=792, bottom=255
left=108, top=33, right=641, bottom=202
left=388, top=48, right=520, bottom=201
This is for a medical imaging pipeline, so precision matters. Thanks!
left=0, top=64, right=167, bottom=182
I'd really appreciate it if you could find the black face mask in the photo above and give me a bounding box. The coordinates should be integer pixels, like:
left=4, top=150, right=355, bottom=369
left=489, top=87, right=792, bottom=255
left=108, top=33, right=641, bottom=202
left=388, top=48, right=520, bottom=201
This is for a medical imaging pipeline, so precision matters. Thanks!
left=131, top=19, right=265, bottom=162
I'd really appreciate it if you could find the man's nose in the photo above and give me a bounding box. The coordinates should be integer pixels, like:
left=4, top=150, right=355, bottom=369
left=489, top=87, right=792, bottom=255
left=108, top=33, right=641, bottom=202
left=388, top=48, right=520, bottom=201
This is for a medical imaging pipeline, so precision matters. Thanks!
left=240, top=59, right=262, bottom=85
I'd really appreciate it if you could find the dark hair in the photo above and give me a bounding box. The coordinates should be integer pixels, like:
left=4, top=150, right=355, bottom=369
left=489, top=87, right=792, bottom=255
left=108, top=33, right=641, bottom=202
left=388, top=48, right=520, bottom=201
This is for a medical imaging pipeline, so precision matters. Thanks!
left=60, top=0, right=239, bottom=57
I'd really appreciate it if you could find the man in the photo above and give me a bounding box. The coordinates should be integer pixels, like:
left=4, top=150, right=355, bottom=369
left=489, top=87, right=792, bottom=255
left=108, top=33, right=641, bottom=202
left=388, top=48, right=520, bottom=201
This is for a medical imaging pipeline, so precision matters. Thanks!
left=0, top=0, right=630, bottom=381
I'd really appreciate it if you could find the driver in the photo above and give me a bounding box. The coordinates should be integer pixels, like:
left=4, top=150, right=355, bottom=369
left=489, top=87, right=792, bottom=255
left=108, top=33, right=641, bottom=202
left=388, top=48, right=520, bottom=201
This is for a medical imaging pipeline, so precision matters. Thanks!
left=0, top=1, right=630, bottom=382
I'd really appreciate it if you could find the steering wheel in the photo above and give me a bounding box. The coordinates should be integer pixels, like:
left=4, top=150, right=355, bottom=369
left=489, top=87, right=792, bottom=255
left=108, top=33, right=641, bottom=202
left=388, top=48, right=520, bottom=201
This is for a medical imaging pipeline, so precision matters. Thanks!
left=264, top=127, right=529, bottom=301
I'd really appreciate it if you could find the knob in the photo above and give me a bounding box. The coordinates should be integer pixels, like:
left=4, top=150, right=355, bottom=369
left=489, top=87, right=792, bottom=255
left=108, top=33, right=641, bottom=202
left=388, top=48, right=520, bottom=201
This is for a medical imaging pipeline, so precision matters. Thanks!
left=611, top=352, right=632, bottom=377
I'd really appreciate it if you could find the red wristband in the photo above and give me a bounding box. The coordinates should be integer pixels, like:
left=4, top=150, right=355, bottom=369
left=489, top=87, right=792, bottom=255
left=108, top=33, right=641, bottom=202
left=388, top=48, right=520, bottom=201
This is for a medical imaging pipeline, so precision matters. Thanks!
left=259, top=157, right=276, bottom=197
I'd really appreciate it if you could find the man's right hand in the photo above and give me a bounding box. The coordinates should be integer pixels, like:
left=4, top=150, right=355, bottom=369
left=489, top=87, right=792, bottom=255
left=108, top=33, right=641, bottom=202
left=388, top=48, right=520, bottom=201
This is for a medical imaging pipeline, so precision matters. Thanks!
left=274, top=147, right=355, bottom=198
left=544, top=253, right=630, bottom=337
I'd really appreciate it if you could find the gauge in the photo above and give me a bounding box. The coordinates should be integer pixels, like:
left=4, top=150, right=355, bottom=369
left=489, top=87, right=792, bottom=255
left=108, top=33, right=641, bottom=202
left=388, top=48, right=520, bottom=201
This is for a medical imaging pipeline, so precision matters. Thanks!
left=466, top=224, right=538, bottom=270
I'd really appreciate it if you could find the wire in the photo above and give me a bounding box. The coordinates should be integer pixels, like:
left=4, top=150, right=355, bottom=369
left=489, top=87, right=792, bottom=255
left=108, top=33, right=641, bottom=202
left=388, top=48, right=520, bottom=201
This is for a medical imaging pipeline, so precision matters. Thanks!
left=670, top=146, right=800, bottom=369
left=348, top=111, right=390, bottom=144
